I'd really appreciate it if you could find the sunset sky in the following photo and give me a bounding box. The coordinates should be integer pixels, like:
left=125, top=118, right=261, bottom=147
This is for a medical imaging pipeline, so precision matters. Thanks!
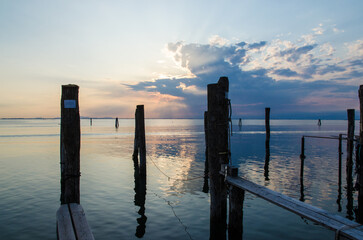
left=1, top=0, right=362, bottom=119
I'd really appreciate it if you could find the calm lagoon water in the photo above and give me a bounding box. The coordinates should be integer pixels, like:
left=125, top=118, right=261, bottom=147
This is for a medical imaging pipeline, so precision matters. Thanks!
left=0, top=118, right=360, bottom=239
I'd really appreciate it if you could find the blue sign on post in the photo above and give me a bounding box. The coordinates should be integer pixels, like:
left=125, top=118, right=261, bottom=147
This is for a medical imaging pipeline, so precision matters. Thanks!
left=64, top=100, right=76, bottom=109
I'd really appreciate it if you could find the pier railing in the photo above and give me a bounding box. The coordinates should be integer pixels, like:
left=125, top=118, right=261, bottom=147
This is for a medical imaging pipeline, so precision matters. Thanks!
left=224, top=166, right=363, bottom=240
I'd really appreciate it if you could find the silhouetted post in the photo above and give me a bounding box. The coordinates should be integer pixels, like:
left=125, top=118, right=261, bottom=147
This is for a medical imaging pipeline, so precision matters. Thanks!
left=338, top=134, right=342, bottom=189
left=90, top=118, right=92, bottom=126
left=203, top=111, right=209, bottom=193
left=265, top=108, right=270, bottom=139
left=300, top=136, right=305, bottom=201
left=346, top=109, right=355, bottom=189
left=228, top=166, right=244, bottom=240
left=115, top=117, right=119, bottom=128
left=300, top=136, right=305, bottom=159
left=133, top=105, right=146, bottom=176
left=357, top=85, right=363, bottom=223
left=207, top=77, right=229, bottom=240
left=60, top=84, right=80, bottom=204
left=138, top=106, right=146, bottom=176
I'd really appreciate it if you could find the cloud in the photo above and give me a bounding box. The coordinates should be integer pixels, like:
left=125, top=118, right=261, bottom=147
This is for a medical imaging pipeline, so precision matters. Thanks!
left=125, top=29, right=362, bottom=118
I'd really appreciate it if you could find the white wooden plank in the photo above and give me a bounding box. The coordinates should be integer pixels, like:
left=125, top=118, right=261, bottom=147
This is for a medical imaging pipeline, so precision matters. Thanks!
left=69, top=203, right=95, bottom=240
left=226, top=176, right=363, bottom=240
left=56, top=204, right=76, bottom=240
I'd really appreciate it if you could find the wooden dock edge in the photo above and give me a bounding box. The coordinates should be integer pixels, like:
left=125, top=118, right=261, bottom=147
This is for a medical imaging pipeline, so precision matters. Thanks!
left=57, top=203, right=95, bottom=240
left=226, top=176, right=363, bottom=240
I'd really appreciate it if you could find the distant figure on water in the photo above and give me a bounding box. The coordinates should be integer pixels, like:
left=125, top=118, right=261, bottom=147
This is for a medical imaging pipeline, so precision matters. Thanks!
left=90, top=118, right=92, bottom=126
left=317, top=119, right=321, bottom=126
left=115, top=117, right=119, bottom=128
left=238, top=118, right=242, bottom=130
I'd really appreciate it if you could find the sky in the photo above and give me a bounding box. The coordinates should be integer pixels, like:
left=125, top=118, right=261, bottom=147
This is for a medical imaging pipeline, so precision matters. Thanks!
left=1, top=0, right=363, bottom=119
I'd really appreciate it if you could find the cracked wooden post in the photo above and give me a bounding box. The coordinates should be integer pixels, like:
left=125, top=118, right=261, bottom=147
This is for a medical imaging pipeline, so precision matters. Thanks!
left=207, top=77, right=229, bottom=240
left=228, top=166, right=244, bottom=240
left=60, top=84, right=80, bottom=204
left=357, top=85, right=363, bottom=223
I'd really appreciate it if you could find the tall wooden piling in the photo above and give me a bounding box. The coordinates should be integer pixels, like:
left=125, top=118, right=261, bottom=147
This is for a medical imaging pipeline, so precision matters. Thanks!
left=228, top=166, right=244, bottom=240
left=133, top=105, right=146, bottom=176
left=338, top=134, right=342, bottom=190
left=203, top=111, right=209, bottom=193
left=60, top=84, right=80, bottom=204
left=357, top=85, right=363, bottom=223
left=265, top=108, right=270, bottom=139
left=346, top=109, right=355, bottom=191
left=207, top=77, right=229, bottom=240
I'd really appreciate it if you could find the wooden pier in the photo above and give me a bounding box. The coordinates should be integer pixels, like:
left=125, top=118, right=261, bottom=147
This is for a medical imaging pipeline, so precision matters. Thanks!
left=206, top=79, right=363, bottom=240
left=226, top=173, right=363, bottom=240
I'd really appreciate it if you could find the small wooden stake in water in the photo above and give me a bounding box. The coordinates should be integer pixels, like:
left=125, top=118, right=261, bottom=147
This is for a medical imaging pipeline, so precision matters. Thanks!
left=115, top=117, right=119, bottom=128
left=60, top=84, right=80, bottom=204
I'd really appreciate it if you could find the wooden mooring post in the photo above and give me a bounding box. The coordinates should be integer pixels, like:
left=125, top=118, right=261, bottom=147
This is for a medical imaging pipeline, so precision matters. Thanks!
left=265, top=107, right=270, bottom=140
left=346, top=110, right=355, bottom=186
left=227, top=166, right=244, bottom=240
left=207, top=77, right=229, bottom=240
left=133, top=105, right=146, bottom=176
left=58, top=84, right=94, bottom=240
left=357, top=85, right=363, bottom=223
left=60, top=84, right=81, bottom=204
left=115, top=117, right=119, bottom=128
left=203, top=111, right=209, bottom=193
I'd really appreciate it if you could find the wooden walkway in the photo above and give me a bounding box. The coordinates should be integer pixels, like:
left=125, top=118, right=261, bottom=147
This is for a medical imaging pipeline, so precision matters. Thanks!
left=57, top=203, right=94, bottom=240
left=226, top=175, right=363, bottom=240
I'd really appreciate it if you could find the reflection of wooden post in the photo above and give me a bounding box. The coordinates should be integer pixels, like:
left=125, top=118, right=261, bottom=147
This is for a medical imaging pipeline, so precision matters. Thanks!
left=357, top=85, right=363, bottom=223
left=228, top=166, right=244, bottom=240
left=265, top=108, right=270, bottom=139
left=338, top=134, right=342, bottom=189
left=207, top=77, right=229, bottom=240
left=60, top=84, right=80, bottom=204
left=133, top=105, right=146, bottom=176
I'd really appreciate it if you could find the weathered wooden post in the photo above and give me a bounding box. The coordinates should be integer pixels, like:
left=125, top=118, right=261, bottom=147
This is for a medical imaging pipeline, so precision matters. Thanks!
left=265, top=107, right=270, bottom=139
left=357, top=85, right=363, bottom=223
left=338, top=134, right=342, bottom=188
left=346, top=109, right=355, bottom=189
left=133, top=105, right=146, bottom=176
left=299, top=136, right=305, bottom=202
left=115, top=117, right=119, bottom=128
left=227, top=166, right=244, bottom=240
left=346, top=109, right=355, bottom=220
left=203, top=111, right=209, bottom=193
left=207, top=77, right=229, bottom=240
left=300, top=136, right=305, bottom=159
left=60, top=84, right=80, bottom=204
